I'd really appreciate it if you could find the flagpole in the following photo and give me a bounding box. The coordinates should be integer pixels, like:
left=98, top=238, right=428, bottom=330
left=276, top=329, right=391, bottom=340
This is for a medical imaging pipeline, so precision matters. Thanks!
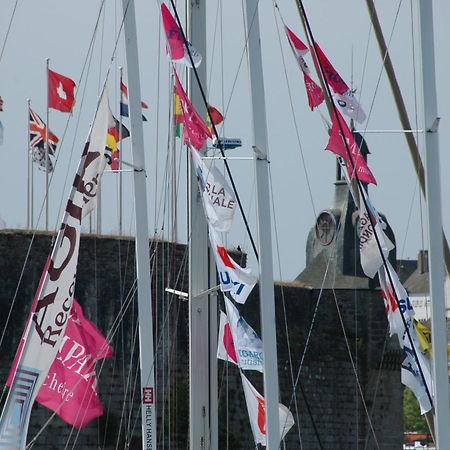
left=119, top=66, right=123, bottom=236
left=27, top=99, right=31, bottom=229
left=45, top=58, right=49, bottom=231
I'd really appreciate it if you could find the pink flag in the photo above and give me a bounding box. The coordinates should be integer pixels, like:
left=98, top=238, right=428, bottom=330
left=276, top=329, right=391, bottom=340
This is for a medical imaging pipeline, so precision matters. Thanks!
left=325, top=111, right=376, bottom=185
left=312, top=43, right=349, bottom=95
left=35, top=299, right=112, bottom=428
left=173, top=70, right=211, bottom=150
left=161, top=3, right=202, bottom=68
left=303, top=71, right=324, bottom=110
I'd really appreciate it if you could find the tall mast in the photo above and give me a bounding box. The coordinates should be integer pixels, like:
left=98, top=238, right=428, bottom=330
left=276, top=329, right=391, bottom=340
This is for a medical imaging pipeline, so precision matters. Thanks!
left=244, top=0, right=280, bottom=448
left=418, top=1, right=450, bottom=448
left=121, top=1, right=156, bottom=448
left=188, top=0, right=218, bottom=448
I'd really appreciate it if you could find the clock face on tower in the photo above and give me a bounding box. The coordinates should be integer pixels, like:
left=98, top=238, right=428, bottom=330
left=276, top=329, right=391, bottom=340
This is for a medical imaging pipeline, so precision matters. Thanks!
left=315, top=211, right=336, bottom=246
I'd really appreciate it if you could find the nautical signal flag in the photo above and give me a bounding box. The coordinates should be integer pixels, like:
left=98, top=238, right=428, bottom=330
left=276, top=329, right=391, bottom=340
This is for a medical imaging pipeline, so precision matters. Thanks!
left=105, top=117, right=130, bottom=171
left=120, top=79, right=148, bottom=121
left=29, top=106, right=59, bottom=172
left=161, top=3, right=202, bottom=68
left=206, top=104, right=224, bottom=133
left=173, top=91, right=183, bottom=137
left=48, top=69, right=76, bottom=112
left=173, top=69, right=211, bottom=150
left=240, top=372, right=294, bottom=446
left=325, top=110, right=376, bottom=185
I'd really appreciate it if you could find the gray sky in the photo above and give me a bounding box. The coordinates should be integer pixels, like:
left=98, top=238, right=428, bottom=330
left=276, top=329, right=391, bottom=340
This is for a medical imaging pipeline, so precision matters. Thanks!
left=1, top=0, right=450, bottom=281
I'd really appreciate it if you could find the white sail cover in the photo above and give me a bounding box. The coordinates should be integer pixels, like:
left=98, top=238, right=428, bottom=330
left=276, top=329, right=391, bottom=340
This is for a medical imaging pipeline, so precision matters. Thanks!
left=191, top=149, right=236, bottom=232
left=208, top=226, right=257, bottom=304
left=217, top=298, right=264, bottom=372
left=359, top=189, right=394, bottom=278
left=240, top=372, right=294, bottom=446
left=0, top=89, right=111, bottom=449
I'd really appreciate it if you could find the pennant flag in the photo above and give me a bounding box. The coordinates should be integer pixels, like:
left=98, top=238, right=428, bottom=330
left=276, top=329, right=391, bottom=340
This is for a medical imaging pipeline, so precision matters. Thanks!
left=29, top=107, right=59, bottom=172
left=285, top=26, right=308, bottom=68
left=206, top=104, right=224, bottom=133
left=325, top=111, right=376, bottom=185
left=173, top=91, right=183, bottom=137
left=0, top=89, right=111, bottom=449
left=173, top=70, right=211, bottom=150
left=302, top=71, right=325, bottom=111
left=208, top=226, right=257, bottom=304
left=217, top=310, right=239, bottom=365
left=311, top=43, right=349, bottom=95
left=34, top=299, right=112, bottom=428
left=48, top=69, right=76, bottom=113
left=241, top=372, right=294, bottom=446
left=333, top=90, right=366, bottom=124
left=358, top=190, right=394, bottom=278
left=120, top=80, right=148, bottom=121
left=223, top=297, right=263, bottom=372
left=161, top=3, right=202, bottom=68
left=105, top=116, right=130, bottom=171
left=190, top=149, right=236, bottom=232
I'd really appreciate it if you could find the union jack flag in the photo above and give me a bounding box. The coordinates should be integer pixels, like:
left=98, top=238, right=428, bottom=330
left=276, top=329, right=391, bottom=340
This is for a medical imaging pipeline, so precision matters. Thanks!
left=29, top=107, right=59, bottom=171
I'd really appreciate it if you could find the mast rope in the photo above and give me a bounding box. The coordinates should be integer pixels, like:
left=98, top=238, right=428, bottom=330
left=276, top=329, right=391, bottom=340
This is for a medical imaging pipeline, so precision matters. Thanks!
left=0, top=0, right=20, bottom=67
left=295, top=0, right=433, bottom=407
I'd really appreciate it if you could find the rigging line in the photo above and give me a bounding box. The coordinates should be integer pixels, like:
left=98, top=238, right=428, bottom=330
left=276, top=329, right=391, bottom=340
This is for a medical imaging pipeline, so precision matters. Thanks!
left=0, top=0, right=20, bottom=66
left=296, top=0, right=434, bottom=407
left=206, top=0, right=222, bottom=98
left=330, top=287, right=382, bottom=450
left=271, top=1, right=317, bottom=219
left=168, top=0, right=260, bottom=260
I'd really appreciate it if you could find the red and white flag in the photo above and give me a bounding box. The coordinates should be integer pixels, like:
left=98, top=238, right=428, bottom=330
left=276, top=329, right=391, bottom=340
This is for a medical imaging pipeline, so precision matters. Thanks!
left=217, top=311, right=239, bottom=365
left=48, top=69, right=76, bottom=113
left=358, top=189, right=394, bottom=278
left=241, top=372, right=294, bottom=446
left=191, top=149, right=236, bottom=232
left=35, top=299, right=112, bottom=428
left=173, top=70, right=211, bottom=150
left=325, top=111, right=376, bottom=185
left=220, top=298, right=264, bottom=372
left=161, top=3, right=202, bottom=68
left=303, top=72, right=324, bottom=110
left=209, top=226, right=257, bottom=304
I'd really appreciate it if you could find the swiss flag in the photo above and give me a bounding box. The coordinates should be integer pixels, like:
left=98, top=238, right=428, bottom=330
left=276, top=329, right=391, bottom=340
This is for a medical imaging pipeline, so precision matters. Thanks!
left=48, top=69, right=76, bottom=112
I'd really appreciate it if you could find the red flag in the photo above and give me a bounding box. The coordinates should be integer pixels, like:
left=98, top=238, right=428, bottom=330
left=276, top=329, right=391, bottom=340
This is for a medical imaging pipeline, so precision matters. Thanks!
left=48, top=69, right=76, bottom=112
left=312, top=43, right=349, bottom=95
left=35, top=299, right=112, bottom=428
left=173, top=70, right=211, bottom=150
left=207, top=104, right=224, bottom=131
left=325, top=111, right=376, bottom=185
left=303, top=72, right=324, bottom=110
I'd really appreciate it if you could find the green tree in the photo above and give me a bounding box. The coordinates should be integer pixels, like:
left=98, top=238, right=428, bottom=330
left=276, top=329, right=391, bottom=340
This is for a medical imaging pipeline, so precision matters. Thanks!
left=403, top=387, right=429, bottom=433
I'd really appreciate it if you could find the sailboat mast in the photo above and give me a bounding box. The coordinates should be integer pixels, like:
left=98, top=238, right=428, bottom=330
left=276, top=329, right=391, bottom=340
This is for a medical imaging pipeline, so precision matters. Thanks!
left=121, top=1, right=156, bottom=448
left=418, top=1, right=450, bottom=448
left=244, top=0, right=280, bottom=448
left=188, top=0, right=218, bottom=448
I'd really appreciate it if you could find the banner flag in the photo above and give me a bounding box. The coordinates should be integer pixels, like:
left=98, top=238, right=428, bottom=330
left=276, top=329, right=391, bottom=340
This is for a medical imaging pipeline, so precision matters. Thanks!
left=325, top=111, right=376, bottom=185
left=208, top=226, right=257, bottom=304
left=173, top=70, right=211, bottom=150
left=161, top=3, right=202, bottom=68
left=190, top=149, right=236, bottom=232
left=0, top=88, right=111, bottom=449
left=240, top=372, right=294, bottom=446
left=223, top=298, right=263, bottom=372
left=48, top=69, right=76, bottom=113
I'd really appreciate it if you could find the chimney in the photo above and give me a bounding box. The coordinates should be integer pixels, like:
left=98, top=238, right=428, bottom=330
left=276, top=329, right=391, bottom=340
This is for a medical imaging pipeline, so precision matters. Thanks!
left=418, top=250, right=429, bottom=274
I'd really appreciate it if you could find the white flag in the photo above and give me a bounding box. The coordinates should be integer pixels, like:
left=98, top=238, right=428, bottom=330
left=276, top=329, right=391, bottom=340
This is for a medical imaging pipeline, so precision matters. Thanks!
left=0, top=89, right=111, bottom=449
left=378, top=260, right=414, bottom=338
left=241, top=372, right=294, bottom=446
left=359, top=190, right=394, bottom=278
left=217, top=310, right=239, bottom=365
left=191, top=149, right=236, bottom=232
left=333, top=89, right=366, bottom=123
left=209, top=226, right=257, bottom=304
left=223, top=298, right=263, bottom=372
left=401, top=319, right=433, bottom=414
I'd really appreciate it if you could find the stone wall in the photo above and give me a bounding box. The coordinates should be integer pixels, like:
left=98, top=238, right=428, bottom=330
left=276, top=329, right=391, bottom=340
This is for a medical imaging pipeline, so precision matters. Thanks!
left=0, top=230, right=402, bottom=449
